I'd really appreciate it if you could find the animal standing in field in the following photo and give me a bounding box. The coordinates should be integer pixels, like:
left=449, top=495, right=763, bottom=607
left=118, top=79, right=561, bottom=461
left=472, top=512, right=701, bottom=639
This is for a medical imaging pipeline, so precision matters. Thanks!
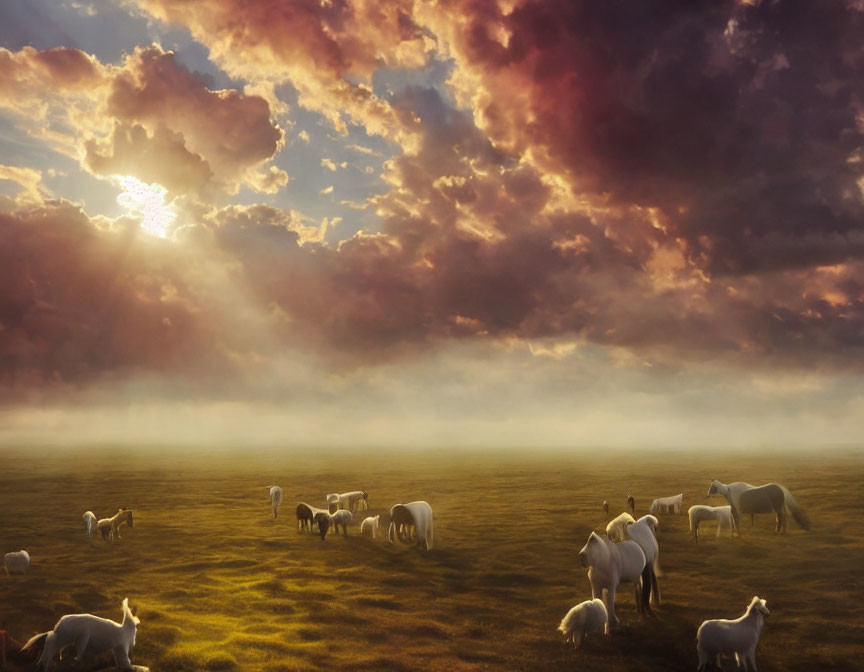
left=557, top=598, right=609, bottom=648
left=267, top=486, right=283, bottom=519
left=296, top=503, right=330, bottom=535
left=96, top=509, right=133, bottom=542
left=82, top=511, right=97, bottom=535
left=4, top=550, right=30, bottom=575
left=649, top=493, right=683, bottom=514
left=696, top=596, right=769, bottom=672
left=388, top=501, right=434, bottom=550
left=626, top=515, right=662, bottom=610
left=21, top=597, right=139, bottom=671
left=688, top=505, right=735, bottom=542
left=330, top=509, right=354, bottom=536
left=578, top=531, right=647, bottom=625
left=340, top=491, right=369, bottom=512
left=602, top=500, right=609, bottom=515
left=627, top=492, right=635, bottom=514
left=606, top=512, right=636, bottom=542
left=708, top=480, right=810, bottom=534
left=360, top=515, right=380, bottom=539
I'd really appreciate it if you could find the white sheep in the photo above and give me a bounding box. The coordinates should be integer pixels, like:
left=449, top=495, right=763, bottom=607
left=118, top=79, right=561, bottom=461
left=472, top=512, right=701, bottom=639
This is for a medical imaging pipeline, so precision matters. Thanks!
left=688, top=504, right=735, bottom=542
left=697, top=596, right=769, bottom=672
left=83, top=511, right=97, bottom=535
left=360, top=515, right=380, bottom=539
left=22, top=597, right=140, bottom=671
left=329, top=509, right=354, bottom=536
left=605, top=512, right=636, bottom=542
left=4, top=549, right=30, bottom=575
left=557, top=598, right=609, bottom=648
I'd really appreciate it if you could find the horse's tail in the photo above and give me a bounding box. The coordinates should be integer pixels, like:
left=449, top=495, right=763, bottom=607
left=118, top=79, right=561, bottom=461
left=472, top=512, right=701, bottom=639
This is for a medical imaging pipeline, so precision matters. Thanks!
left=387, top=521, right=396, bottom=544
left=20, top=631, right=49, bottom=659
left=652, top=550, right=663, bottom=578
left=779, top=485, right=811, bottom=531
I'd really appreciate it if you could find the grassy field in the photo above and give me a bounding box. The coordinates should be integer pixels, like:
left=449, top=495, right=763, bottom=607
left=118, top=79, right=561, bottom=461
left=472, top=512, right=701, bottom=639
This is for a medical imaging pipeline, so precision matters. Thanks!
left=1, top=448, right=863, bottom=671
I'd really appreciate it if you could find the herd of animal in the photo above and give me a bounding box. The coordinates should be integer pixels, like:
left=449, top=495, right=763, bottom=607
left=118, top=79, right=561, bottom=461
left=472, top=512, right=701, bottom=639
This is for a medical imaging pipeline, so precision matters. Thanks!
left=559, top=479, right=810, bottom=671
left=2, top=477, right=809, bottom=671
left=269, top=485, right=436, bottom=551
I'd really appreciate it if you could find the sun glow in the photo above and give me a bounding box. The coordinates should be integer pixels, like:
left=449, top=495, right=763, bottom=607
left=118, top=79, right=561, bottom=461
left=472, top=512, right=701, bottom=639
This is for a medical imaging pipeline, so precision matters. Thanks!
left=116, top=176, right=177, bottom=238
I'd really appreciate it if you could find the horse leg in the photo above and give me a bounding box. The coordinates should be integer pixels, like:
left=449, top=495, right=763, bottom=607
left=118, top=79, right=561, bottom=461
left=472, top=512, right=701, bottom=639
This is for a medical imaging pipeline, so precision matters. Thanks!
left=640, top=567, right=653, bottom=616
left=74, top=633, right=89, bottom=661
left=607, top=584, right=619, bottom=625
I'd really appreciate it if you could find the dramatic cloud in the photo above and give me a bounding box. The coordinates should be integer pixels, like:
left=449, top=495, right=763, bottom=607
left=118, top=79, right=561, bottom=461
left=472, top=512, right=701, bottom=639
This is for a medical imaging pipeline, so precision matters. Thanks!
left=0, top=44, right=286, bottom=195
left=0, top=0, right=862, bottom=448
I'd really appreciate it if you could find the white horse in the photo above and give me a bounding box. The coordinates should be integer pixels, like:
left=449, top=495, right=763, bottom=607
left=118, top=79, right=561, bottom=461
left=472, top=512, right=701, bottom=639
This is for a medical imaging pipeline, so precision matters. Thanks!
left=340, top=491, right=368, bottom=512
left=578, top=531, right=647, bottom=625
left=697, top=596, right=769, bottom=671
left=360, top=515, right=380, bottom=539
left=83, top=511, right=97, bottom=535
left=388, top=501, right=434, bottom=551
left=688, top=505, right=735, bottom=542
left=708, top=480, right=810, bottom=534
left=267, top=486, right=283, bottom=519
left=557, top=598, right=609, bottom=648
left=97, top=509, right=133, bottom=542
left=649, top=493, right=683, bottom=514
left=626, top=515, right=662, bottom=609
left=21, top=597, right=140, bottom=671
left=606, top=512, right=636, bottom=542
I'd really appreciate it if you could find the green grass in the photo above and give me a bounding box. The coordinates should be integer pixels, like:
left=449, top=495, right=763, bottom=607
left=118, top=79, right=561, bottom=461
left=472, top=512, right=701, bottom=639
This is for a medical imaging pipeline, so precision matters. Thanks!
left=1, top=449, right=863, bottom=671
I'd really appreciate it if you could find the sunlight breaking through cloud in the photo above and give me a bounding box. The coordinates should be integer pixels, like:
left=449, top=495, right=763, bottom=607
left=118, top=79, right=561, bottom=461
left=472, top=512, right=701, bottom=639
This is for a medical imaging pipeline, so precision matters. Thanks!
left=116, top=175, right=176, bottom=238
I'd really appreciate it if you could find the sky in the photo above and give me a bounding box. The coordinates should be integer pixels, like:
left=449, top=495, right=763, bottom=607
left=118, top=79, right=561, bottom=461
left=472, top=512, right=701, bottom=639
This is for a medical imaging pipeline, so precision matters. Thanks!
left=0, top=0, right=862, bottom=451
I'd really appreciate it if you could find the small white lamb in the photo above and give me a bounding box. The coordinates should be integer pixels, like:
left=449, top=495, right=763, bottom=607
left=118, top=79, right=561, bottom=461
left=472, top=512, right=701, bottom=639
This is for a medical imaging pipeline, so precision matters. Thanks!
left=4, top=549, right=30, bottom=575
left=697, top=596, right=769, bottom=672
left=557, top=598, right=609, bottom=648
left=22, top=597, right=140, bottom=671
left=360, top=515, right=380, bottom=539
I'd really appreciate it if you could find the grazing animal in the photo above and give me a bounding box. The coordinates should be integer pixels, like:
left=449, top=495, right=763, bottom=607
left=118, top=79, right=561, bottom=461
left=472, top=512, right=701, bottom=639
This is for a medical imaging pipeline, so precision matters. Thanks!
left=708, top=480, right=810, bottom=534
left=627, top=493, right=635, bottom=514
left=688, top=505, right=735, bottom=542
left=557, top=598, right=609, bottom=648
left=626, top=515, right=662, bottom=610
left=83, top=511, right=97, bottom=535
left=697, top=596, right=769, bottom=672
left=649, top=493, right=684, bottom=515
left=602, top=500, right=609, bottom=515
left=267, top=486, right=283, bottom=519
left=360, top=515, right=380, bottom=539
left=606, top=512, right=636, bottom=542
left=388, top=501, right=434, bottom=551
left=96, top=509, right=133, bottom=542
left=578, top=531, right=647, bottom=625
left=296, top=503, right=330, bottom=535
left=330, top=509, right=354, bottom=536
left=314, top=512, right=330, bottom=540
left=4, top=550, right=30, bottom=575
left=340, top=491, right=369, bottom=513
left=21, top=597, right=140, bottom=671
